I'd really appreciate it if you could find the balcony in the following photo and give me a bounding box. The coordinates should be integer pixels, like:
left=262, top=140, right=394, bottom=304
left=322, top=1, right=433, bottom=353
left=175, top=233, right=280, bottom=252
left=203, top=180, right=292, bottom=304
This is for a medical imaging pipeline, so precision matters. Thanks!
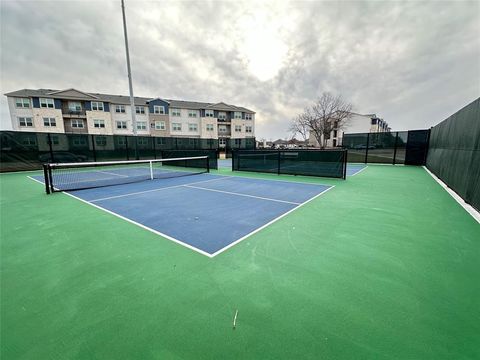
left=62, top=107, right=86, bottom=118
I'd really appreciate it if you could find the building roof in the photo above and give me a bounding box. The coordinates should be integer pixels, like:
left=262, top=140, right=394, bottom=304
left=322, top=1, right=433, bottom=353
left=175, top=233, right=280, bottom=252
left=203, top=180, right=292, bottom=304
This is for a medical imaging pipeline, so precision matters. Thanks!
left=4, top=88, right=255, bottom=113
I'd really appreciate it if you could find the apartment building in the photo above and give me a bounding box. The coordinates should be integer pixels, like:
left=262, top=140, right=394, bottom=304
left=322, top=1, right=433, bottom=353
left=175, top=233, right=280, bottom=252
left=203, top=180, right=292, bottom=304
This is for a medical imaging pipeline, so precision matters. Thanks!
left=308, top=112, right=390, bottom=147
left=4, top=89, right=255, bottom=147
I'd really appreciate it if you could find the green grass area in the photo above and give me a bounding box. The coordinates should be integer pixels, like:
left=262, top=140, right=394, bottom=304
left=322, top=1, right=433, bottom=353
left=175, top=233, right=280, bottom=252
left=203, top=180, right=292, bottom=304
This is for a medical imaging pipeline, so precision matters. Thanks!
left=1, top=166, right=479, bottom=359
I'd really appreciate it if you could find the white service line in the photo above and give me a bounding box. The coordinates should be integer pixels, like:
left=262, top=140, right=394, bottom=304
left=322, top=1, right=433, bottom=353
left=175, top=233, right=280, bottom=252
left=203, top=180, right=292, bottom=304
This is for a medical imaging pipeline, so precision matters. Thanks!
left=96, top=170, right=129, bottom=178
left=90, top=176, right=230, bottom=202
left=210, top=185, right=335, bottom=257
left=183, top=185, right=301, bottom=205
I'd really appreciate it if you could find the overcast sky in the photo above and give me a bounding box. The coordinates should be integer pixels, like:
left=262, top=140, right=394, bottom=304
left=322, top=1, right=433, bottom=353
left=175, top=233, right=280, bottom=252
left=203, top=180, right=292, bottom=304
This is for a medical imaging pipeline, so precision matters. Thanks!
left=1, top=0, right=479, bottom=139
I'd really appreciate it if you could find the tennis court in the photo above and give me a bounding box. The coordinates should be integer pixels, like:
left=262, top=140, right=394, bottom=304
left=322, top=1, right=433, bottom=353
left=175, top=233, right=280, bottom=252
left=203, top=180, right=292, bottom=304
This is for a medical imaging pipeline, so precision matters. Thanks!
left=31, top=170, right=333, bottom=256
left=2, top=163, right=479, bottom=359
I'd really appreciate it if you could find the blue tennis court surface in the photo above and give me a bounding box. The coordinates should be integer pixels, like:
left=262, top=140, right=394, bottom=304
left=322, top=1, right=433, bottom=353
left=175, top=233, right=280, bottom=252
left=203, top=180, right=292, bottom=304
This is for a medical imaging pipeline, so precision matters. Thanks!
left=34, top=173, right=333, bottom=257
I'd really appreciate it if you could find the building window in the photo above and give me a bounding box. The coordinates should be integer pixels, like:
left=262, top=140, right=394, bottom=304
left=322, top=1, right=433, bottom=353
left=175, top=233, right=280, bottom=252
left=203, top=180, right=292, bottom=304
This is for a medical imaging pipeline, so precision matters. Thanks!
left=245, top=126, right=252, bottom=133
left=172, top=123, right=182, bottom=131
left=40, top=98, right=55, bottom=108
left=156, top=138, right=166, bottom=145
left=95, top=136, right=107, bottom=146
left=116, top=121, right=127, bottom=129
left=371, top=118, right=377, bottom=125
left=155, top=121, right=165, bottom=130
left=18, top=117, right=33, bottom=127
left=218, top=112, right=226, bottom=120
left=117, top=137, right=126, bottom=146
left=51, top=135, right=60, bottom=145
left=22, top=136, right=36, bottom=146
left=219, top=138, right=226, bottom=145
left=171, top=108, right=181, bottom=116
left=91, top=102, right=104, bottom=111
left=188, top=110, right=197, bottom=118
left=136, top=121, right=147, bottom=130
left=68, top=102, right=81, bottom=112
left=72, top=137, right=87, bottom=146
left=43, top=117, right=56, bottom=127
left=205, top=110, right=214, bottom=117
left=71, top=119, right=84, bottom=128
left=206, top=124, right=214, bottom=131
left=333, top=130, right=338, bottom=137
left=234, top=111, right=242, bottom=119
left=234, top=139, right=242, bottom=146
left=137, top=138, right=148, bottom=145
left=115, top=105, right=126, bottom=113
left=93, top=119, right=105, bottom=128
left=154, top=105, right=165, bottom=115
left=15, top=98, right=30, bottom=108
left=135, top=106, right=145, bottom=114
left=188, top=123, right=198, bottom=132
left=245, top=114, right=252, bottom=120
left=218, top=125, right=227, bottom=133
left=235, top=125, right=242, bottom=132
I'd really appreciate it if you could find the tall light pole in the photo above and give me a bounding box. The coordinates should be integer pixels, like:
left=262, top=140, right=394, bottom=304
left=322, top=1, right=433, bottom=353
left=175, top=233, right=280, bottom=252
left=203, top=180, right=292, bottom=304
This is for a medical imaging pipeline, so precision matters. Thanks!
left=121, top=0, right=137, bottom=137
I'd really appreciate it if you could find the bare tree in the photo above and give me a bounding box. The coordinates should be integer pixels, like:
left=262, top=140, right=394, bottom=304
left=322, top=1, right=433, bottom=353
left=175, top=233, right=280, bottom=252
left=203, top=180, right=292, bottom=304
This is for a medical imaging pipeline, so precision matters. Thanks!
left=288, top=115, right=310, bottom=142
left=294, top=92, right=353, bottom=148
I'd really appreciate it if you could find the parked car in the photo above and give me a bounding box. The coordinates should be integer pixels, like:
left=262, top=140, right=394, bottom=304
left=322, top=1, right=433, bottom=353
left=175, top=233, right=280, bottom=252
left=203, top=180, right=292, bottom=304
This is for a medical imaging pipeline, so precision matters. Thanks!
left=39, top=152, right=88, bottom=163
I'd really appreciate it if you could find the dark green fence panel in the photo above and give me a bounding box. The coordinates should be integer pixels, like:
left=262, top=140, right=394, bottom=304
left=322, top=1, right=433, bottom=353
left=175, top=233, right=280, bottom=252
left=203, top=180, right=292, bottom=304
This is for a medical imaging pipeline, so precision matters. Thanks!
left=0, top=131, right=226, bottom=172
left=426, top=97, right=480, bottom=211
left=232, top=149, right=347, bottom=179
left=343, top=130, right=427, bottom=165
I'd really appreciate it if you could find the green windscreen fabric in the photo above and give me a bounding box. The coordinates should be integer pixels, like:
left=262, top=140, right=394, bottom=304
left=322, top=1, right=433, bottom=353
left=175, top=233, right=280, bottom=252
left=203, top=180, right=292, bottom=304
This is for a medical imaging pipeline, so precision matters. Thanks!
left=343, top=131, right=427, bottom=165
left=426, top=97, right=480, bottom=211
left=233, top=150, right=347, bottom=179
left=0, top=131, right=222, bottom=172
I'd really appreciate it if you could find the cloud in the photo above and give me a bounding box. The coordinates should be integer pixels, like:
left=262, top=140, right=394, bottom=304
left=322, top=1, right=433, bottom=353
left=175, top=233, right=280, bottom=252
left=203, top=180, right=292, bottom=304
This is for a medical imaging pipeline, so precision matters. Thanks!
left=1, top=0, right=479, bottom=139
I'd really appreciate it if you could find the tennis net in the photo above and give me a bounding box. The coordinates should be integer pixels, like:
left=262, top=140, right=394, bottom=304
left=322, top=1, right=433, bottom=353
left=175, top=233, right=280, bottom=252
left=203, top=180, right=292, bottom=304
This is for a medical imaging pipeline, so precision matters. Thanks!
left=43, top=156, right=210, bottom=193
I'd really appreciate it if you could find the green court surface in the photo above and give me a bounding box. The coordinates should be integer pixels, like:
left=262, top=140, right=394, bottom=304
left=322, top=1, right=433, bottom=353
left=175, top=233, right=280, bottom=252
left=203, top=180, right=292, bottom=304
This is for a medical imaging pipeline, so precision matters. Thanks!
left=1, top=165, right=479, bottom=359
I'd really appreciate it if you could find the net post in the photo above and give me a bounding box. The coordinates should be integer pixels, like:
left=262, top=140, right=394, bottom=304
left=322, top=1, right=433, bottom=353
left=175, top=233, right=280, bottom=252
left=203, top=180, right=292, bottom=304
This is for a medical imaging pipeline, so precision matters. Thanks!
left=48, top=166, right=54, bottom=193
left=343, top=149, right=348, bottom=179
left=43, top=164, right=51, bottom=194
left=149, top=160, right=154, bottom=180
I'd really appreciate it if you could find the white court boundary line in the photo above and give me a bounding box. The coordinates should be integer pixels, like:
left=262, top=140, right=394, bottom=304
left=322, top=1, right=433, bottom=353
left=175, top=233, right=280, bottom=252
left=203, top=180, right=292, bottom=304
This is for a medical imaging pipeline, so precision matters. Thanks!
left=423, top=166, right=480, bottom=224
left=349, top=165, right=368, bottom=176
left=27, top=174, right=335, bottom=258
left=210, top=185, right=335, bottom=257
left=183, top=185, right=301, bottom=205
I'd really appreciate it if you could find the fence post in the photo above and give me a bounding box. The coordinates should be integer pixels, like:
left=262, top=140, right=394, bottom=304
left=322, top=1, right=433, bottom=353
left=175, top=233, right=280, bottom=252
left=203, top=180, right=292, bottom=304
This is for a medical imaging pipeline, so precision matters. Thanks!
left=365, top=133, right=370, bottom=163
left=393, top=132, right=399, bottom=165
left=125, top=136, right=129, bottom=160
left=91, top=135, right=97, bottom=162
left=343, top=149, right=348, bottom=179
left=277, top=150, right=281, bottom=175
left=47, top=133, right=54, bottom=163
left=152, top=136, right=157, bottom=159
